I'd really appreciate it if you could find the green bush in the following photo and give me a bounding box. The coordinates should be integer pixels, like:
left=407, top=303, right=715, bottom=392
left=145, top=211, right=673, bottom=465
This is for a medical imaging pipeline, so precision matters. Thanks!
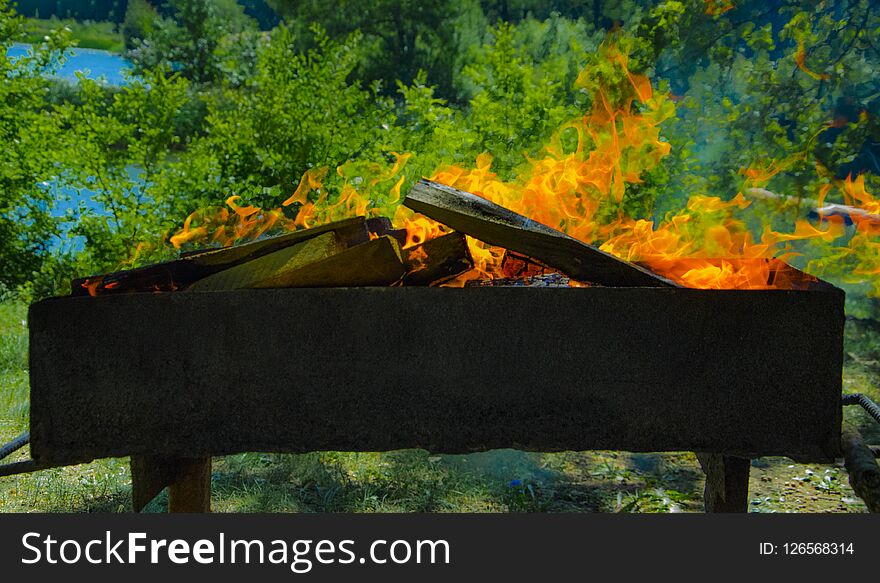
left=23, top=17, right=123, bottom=51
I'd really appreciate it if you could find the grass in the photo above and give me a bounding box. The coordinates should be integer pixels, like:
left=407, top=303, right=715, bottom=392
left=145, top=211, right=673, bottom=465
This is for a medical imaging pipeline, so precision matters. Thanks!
left=0, top=298, right=877, bottom=513
left=22, top=18, right=125, bottom=53
left=0, top=303, right=28, bottom=434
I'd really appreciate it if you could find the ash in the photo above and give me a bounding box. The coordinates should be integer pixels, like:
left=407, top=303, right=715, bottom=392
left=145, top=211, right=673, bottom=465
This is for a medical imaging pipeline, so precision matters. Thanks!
left=465, top=273, right=593, bottom=287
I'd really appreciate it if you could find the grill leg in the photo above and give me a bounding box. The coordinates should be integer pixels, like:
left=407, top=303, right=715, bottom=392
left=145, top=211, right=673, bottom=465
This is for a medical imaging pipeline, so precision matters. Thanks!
left=168, top=457, right=212, bottom=513
left=131, top=456, right=212, bottom=513
left=696, top=453, right=750, bottom=513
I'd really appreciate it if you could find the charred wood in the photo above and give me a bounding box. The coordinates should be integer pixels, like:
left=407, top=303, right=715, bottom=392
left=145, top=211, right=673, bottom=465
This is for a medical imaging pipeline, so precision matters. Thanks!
left=71, top=217, right=371, bottom=296
left=404, top=179, right=674, bottom=288
left=188, top=235, right=406, bottom=291
left=402, top=232, right=473, bottom=286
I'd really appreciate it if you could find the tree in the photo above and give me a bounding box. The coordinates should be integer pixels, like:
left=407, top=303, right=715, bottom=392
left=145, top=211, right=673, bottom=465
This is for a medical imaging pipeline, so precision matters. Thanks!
left=0, top=0, right=71, bottom=293
left=127, top=0, right=258, bottom=84
left=56, top=69, right=191, bottom=273
left=122, top=0, right=158, bottom=50
left=268, top=0, right=483, bottom=98
left=158, top=25, right=397, bottom=211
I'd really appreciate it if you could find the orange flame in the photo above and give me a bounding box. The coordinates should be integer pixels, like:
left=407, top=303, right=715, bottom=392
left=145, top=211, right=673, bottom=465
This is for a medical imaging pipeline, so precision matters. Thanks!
left=159, top=41, right=848, bottom=292
left=795, top=40, right=831, bottom=81
left=81, top=277, right=103, bottom=297
left=704, top=0, right=735, bottom=15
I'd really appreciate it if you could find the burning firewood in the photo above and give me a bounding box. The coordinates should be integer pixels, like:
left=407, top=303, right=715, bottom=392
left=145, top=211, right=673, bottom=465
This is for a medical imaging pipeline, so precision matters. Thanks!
left=404, top=179, right=675, bottom=288
left=187, top=231, right=343, bottom=291
left=71, top=217, right=383, bottom=296
left=464, top=273, right=584, bottom=287
left=401, top=232, right=473, bottom=286
left=188, top=235, right=406, bottom=291
left=501, top=251, right=556, bottom=279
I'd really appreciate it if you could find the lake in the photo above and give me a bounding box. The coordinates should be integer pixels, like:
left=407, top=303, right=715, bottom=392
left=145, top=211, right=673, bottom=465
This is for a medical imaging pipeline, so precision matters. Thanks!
left=7, top=44, right=137, bottom=249
left=7, top=42, right=133, bottom=85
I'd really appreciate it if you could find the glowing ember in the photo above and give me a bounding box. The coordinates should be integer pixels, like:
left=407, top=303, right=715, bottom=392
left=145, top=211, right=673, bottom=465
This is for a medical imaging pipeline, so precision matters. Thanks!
left=81, top=277, right=103, bottom=297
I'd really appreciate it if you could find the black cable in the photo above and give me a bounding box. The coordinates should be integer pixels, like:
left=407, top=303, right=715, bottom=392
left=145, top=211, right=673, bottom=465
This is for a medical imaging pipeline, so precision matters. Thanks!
left=0, top=432, right=29, bottom=462
left=842, top=393, right=880, bottom=425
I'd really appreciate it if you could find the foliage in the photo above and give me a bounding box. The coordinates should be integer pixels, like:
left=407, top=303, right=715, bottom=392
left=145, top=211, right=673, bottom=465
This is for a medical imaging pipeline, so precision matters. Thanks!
left=268, top=0, right=486, bottom=99
left=0, top=0, right=71, bottom=294
left=14, top=0, right=127, bottom=22
left=23, top=16, right=124, bottom=51
left=160, top=26, right=397, bottom=212
left=127, top=0, right=258, bottom=85
left=54, top=68, right=191, bottom=276
left=0, top=0, right=879, bottom=300
left=121, top=0, right=157, bottom=50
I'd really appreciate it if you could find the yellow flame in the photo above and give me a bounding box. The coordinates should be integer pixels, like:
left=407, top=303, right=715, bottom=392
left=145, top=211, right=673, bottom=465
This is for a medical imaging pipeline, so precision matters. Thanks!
left=795, top=40, right=831, bottom=81
left=164, top=41, right=851, bottom=292
left=704, top=0, right=735, bottom=15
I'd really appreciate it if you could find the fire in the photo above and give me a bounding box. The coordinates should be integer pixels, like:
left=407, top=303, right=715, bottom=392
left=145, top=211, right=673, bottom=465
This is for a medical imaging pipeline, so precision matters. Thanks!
left=394, top=206, right=450, bottom=249
left=81, top=277, right=103, bottom=297
left=161, top=40, right=854, bottom=292
left=704, top=0, right=735, bottom=15
left=169, top=155, right=416, bottom=250
left=841, top=173, right=880, bottom=218
left=830, top=175, right=880, bottom=293
left=795, top=40, right=831, bottom=81
left=425, top=43, right=842, bottom=289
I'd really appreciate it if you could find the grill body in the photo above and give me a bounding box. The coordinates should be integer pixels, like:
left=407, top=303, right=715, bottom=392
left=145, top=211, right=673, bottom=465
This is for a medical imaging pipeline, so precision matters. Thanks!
left=29, top=284, right=844, bottom=465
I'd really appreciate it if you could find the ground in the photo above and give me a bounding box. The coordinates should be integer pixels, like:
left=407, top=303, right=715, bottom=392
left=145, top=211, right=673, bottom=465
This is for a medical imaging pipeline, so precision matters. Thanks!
left=1, top=299, right=877, bottom=513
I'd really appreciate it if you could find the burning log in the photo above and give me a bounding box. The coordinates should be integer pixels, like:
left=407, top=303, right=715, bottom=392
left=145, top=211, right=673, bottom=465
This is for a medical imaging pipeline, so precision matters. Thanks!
left=364, top=216, right=408, bottom=247
left=71, top=217, right=376, bottom=296
left=811, top=204, right=880, bottom=227
left=465, top=273, right=581, bottom=287
left=501, top=251, right=555, bottom=279
left=841, top=425, right=880, bottom=512
left=402, top=232, right=473, bottom=286
left=187, top=231, right=343, bottom=291
left=404, top=179, right=674, bottom=287
left=188, top=235, right=406, bottom=291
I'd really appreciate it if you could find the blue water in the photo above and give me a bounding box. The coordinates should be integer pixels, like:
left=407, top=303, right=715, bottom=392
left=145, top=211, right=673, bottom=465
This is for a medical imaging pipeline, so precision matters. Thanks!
left=7, top=44, right=138, bottom=249
left=7, top=42, right=133, bottom=85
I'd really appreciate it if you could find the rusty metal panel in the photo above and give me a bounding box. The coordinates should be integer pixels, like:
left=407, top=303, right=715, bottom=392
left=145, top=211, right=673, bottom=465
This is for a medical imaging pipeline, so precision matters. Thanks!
left=28, top=285, right=844, bottom=465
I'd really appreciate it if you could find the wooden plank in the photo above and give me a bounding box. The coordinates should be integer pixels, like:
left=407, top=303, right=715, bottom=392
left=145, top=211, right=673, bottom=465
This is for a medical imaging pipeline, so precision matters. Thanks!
left=167, top=457, right=212, bottom=513
left=131, top=455, right=213, bottom=513
left=131, top=455, right=178, bottom=512
left=188, top=235, right=406, bottom=291
left=254, top=235, right=405, bottom=288
left=187, top=231, right=342, bottom=291
left=697, top=453, right=751, bottom=513
left=71, top=217, right=368, bottom=296
left=365, top=217, right=407, bottom=247
left=402, top=232, right=473, bottom=286
left=403, top=179, right=674, bottom=287
left=179, top=217, right=369, bottom=264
